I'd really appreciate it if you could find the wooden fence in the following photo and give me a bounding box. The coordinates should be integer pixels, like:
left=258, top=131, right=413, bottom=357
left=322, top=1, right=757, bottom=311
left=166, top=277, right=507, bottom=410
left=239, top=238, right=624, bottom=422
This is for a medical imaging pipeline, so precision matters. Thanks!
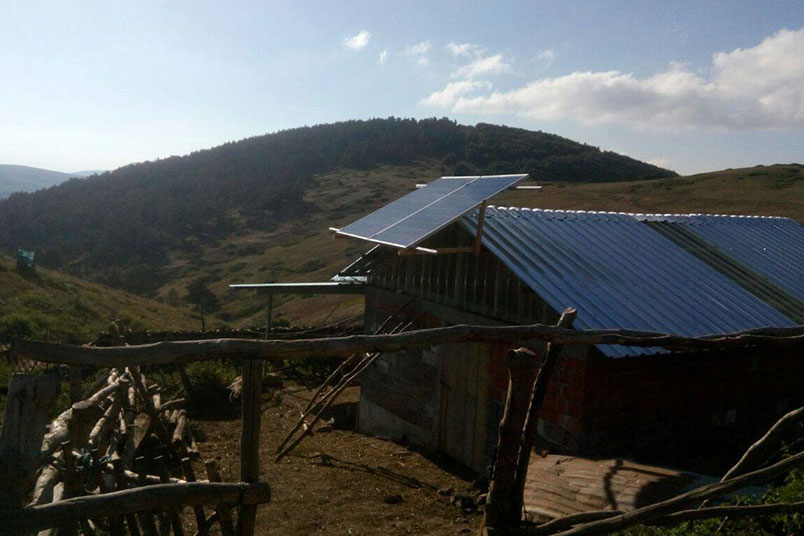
left=2, top=317, right=803, bottom=535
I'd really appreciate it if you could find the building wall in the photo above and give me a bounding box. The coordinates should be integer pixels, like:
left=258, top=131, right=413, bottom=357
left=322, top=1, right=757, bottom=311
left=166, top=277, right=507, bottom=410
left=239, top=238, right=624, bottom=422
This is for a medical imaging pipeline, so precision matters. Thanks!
left=357, top=287, right=588, bottom=474
left=357, top=239, right=803, bottom=474
left=580, top=348, right=804, bottom=470
left=357, top=298, right=445, bottom=449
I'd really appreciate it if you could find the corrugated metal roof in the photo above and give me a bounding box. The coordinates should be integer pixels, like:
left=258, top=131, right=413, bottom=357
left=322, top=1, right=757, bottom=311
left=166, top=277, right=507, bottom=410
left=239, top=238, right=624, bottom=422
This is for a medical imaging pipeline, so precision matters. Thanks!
left=462, top=208, right=798, bottom=358
left=638, top=214, right=804, bottom=301
left=643, top=220, right=804, bottom=323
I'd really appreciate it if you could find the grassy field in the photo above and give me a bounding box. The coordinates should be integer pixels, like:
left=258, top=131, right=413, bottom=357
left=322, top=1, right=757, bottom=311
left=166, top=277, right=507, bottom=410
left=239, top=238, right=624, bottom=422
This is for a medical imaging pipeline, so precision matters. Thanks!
left=0, top=252, right=198, bottom=343
left=155, top=160, right=446, bottom=328
left=153, top=162, right=802, bottom=329
left=496, top=163, right=804, bottom=221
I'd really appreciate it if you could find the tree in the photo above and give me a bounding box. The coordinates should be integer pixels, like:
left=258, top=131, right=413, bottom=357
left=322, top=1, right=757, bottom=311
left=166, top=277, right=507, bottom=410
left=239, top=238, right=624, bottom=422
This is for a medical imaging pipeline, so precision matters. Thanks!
left=185, top=278, right=219, bottom=332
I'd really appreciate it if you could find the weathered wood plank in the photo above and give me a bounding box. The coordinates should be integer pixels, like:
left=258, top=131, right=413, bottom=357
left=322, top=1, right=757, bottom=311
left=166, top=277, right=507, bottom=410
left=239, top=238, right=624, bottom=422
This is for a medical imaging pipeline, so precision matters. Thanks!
left=511, top=309, right=577, bottom=522
left=482, top=348, right=540, bottom=530
left=11, top=325, right=804, bottom=367
left=237, top=359, right=264, bottom=536
left=3, top=482, right=271, bottom=534
left=0, top=372, right=61, bottom=507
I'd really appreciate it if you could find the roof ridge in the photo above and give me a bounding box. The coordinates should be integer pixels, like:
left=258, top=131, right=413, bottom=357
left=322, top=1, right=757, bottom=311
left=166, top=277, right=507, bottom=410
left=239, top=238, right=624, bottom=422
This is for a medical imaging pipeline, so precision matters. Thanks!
left=485, top=205, right=790, bottom=220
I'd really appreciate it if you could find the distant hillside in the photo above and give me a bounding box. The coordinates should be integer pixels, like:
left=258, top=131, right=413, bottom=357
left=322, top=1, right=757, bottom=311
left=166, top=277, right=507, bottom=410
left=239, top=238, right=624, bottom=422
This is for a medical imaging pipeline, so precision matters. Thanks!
left=0, top=165, right=104, bottom=199
left=0, top=252, right=198, bottom=344
left=0, top=164, right=71, bottom=198
left=206, top=163, right=803, bottom=328
left=0, top=118, right=674, bottom=296
left=506, top=163, right=804, bottom=222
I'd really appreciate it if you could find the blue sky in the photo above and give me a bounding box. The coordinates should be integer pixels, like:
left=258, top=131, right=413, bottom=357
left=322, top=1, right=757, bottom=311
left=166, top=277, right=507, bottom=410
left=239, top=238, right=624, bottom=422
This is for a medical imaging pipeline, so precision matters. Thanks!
left=1, top=1, right=803, bottom=174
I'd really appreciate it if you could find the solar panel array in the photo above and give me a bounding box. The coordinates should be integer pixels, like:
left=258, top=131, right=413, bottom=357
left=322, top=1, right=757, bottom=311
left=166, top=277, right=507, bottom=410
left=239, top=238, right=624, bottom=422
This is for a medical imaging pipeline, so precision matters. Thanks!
left=337, top=174, right=527, bottom=248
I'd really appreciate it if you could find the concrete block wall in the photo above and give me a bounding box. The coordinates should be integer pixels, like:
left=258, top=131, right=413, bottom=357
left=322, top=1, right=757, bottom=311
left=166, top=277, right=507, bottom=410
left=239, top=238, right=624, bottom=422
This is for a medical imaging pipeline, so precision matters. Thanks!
left=356, top=296, right=444, bottom=448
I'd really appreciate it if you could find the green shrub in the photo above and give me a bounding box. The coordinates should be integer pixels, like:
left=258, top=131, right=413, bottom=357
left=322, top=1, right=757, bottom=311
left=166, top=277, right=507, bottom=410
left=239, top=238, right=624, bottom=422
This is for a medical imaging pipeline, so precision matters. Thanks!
left=183, top=360, right=240, bottom=419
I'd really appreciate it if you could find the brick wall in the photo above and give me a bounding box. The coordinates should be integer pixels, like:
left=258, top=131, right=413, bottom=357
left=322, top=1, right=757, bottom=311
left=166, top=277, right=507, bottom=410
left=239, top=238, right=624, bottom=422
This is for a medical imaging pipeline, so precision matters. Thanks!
left=484, top=344, right=591, bottom=454
left=580, top=348, right=804, bottom=471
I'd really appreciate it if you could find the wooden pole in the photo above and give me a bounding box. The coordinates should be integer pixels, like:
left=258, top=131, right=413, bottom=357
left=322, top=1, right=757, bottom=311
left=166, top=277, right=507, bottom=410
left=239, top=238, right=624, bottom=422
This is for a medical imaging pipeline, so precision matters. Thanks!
left=265, top=295, right=273, bottom=340
left=134, top=457, right=160, bottom=536
left=112, top=458, right=141, bottom=536
left=155, top=455, right=185, bottom=536
left=181, top=458, right=208, bottom=536
left=205, top=460, right=235, bottom=536
left=234, top=295, right=270, bottom=535
left=510, top=309, right=577, bottom=522
left=4, top=482, right=271, bottom=534
left=482, top=348, right=540, bottom=530
left=69, top=366, right=82, bottom=404
left=545, top=449, right=804, bottom=536
left=12, top=325, right=803, bottom=368
left=0, top=372, right=61, bottom=507
left=722, top=405, right=804, bottom=481
left=237, top=357, right=264, bottom=536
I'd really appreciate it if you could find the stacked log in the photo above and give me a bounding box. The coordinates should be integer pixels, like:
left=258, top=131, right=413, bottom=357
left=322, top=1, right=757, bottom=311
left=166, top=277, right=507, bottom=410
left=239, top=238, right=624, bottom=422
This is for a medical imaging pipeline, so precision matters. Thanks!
left=14, top=366, right=209, bottom=535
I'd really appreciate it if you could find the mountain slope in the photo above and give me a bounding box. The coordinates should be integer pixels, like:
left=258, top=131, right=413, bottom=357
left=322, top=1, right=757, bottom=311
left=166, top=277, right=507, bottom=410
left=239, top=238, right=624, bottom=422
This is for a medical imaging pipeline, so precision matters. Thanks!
left=0, top=118, right=675, bottom=296
left=0, top=252, right=198, bottom=344
left=178, top=163, right=802, bottom=329
left=0, top=164, right=72, bottom=199
left=510, top=163, right=804, bottom=222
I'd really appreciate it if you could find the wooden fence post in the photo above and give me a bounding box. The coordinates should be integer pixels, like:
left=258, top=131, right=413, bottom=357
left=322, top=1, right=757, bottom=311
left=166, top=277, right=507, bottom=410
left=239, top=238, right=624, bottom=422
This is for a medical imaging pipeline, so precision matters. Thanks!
left=238, top=358, right=264, bottom=536
left=481, top=348, right=539, bottom=531
left=0, top=372, right=61, bottom=508
left=510, top=308, right=577, bottom=522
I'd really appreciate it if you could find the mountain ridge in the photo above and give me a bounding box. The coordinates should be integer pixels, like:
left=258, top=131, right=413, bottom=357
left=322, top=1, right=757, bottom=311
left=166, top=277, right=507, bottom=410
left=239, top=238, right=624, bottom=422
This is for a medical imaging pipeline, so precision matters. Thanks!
left=0, top=118, right=675, bottom=296
left=0, top=164, right=105, bottom=199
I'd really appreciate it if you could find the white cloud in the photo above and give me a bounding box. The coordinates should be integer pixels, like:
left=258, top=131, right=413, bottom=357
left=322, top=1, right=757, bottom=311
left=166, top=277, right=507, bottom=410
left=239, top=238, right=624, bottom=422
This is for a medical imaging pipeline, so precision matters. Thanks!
left=379, top=49, right=388, bottom=65
left=433, top=28, right=804, bottom=130
left=420, top=80, right=492, bottom=108
left=647, top=157, right=672, bottom=169
left=344, top=30, right=371, bottom=50
left=453, top=54, right=512, bottom=79
left=447, top=42, right=484, bottom=57
left=405, top=41, right=431, bottom=55
left=537, top=48, right=556, bottom=67
left=417, top=56, right=430, bottom=66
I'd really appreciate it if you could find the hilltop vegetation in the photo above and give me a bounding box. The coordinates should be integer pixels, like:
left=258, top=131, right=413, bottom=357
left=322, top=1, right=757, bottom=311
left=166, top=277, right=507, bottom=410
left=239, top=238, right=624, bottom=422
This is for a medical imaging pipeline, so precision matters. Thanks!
left=511, top=163, right=804, bottom=222
left=0, top=118, right=673, bottom=296
left=0, top=253, right=197, bottom=345
left=5, top=119, right=797, bottom=331
left=167, top=162, right=801, bottom=329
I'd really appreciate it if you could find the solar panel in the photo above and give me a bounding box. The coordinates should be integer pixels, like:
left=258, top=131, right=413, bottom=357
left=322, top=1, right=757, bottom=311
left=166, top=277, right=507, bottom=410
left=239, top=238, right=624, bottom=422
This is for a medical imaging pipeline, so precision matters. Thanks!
left=337, top=174, right=527, bottom=248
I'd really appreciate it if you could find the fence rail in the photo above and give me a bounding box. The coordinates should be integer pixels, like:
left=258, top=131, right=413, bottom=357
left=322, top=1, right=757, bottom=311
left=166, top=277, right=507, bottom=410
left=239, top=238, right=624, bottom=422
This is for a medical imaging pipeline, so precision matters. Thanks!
left=4, top=319, right=804, bottom=535
left=11, top=324, right=804, bottom=367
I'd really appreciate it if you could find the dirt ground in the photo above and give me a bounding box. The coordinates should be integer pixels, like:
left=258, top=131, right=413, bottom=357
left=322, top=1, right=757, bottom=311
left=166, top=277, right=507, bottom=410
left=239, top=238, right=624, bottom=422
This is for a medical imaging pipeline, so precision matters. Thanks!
left=195, top=383, right=484, bottom=535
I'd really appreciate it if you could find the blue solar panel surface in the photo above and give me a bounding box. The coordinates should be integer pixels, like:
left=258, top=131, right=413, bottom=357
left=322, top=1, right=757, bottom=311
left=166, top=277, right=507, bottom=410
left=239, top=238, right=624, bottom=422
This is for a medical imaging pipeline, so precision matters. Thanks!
left=339, top=174, right=526, bottom=248
left=340, top=177, right=474, bottom=241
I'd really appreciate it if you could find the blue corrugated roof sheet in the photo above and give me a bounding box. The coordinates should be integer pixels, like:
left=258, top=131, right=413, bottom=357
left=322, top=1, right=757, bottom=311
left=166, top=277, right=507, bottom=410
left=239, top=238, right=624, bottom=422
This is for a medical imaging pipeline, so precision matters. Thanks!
left=639, top=214, right=804, bottom=300
left=462, top=208, right=799, bottom=357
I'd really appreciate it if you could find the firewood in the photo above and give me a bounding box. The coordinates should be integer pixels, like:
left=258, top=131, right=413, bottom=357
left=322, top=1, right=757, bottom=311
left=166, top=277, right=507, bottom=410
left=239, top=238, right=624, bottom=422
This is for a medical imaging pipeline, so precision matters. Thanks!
left=172, top=410, right=188, bottom=451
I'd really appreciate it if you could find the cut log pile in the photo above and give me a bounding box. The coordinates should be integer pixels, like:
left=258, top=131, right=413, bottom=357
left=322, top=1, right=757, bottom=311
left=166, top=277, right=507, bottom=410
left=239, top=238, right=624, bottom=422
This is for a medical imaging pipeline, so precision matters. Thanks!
left=1, top=366, right=261, bottom=536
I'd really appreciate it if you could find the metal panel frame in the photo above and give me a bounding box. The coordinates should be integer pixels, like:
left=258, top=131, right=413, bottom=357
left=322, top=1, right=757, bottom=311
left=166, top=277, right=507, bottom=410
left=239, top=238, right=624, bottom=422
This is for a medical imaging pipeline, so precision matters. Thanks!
left=337, top=174, right=527, bottom=248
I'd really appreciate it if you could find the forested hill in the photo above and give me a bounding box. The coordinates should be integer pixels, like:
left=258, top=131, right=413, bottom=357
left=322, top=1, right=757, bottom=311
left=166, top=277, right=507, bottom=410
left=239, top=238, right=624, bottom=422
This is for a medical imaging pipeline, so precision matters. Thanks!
left=0, top=118, right=674, bottom=295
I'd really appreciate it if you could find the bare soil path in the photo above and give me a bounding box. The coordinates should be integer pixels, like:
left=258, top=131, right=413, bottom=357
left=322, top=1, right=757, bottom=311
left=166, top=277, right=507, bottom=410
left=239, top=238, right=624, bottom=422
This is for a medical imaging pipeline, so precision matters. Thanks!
left=195, top=384, right=483, bottom=535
